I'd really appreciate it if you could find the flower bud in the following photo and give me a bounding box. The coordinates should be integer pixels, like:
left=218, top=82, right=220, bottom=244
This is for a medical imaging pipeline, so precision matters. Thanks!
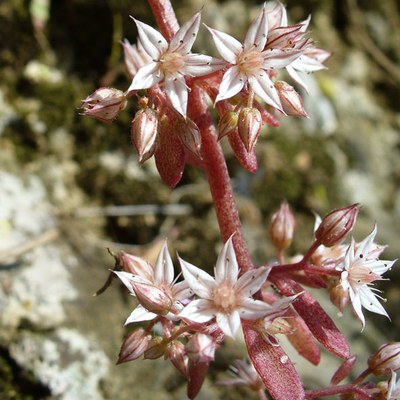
left=218, top=111, right=238, bottom=140
left=368, top=343, right=400, bottom=376
left=118, top=252, right=154, bottom=282
left=81, top=87, right=126, bottom=123
left=121, top=39, right=151, bottom=78
left=117, top=328, right=152, bottom=364
left=131, top=280, right=173, bottom=315
left=237, top=107, right=263, bottom=152
left=275, top=81, right=308, bottom=117
left=269, top=200, right=296, bottom=250
left=131, top=108, right=159, bottom=163
left=186, top=333, right=216, bottom=364
left=166, top=340, right=189, bottom=378
left=175, top=117, right=202, bottom=158
left=144, top=337, right=165, bottom=359
left=330, top=355, right=357, bottom=385
left=328, top=279, right=350, bottom=313
left=314, top=204, right=359, bottom=247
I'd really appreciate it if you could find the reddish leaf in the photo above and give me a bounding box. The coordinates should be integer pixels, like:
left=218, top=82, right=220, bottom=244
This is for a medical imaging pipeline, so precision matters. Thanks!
left=243, top=321, right=305, bottom=400
left=285, top=308, right=321, bottom=365
left=272, top=278, right=350, bottom=360
left=227, top=129, right=258, bottom=173
left=155, top=126, right=185, bottom=188
left=187, top=361, right=209, bottom=399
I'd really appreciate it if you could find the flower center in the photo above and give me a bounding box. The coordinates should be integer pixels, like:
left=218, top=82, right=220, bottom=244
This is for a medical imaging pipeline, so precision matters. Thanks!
left=349, top=265, right=380, bottom=285
left=212, top=283, right=236, bottom=312
left=159, top=52, right=185, bottom=76
left=237, top=48, right=264, bottom=75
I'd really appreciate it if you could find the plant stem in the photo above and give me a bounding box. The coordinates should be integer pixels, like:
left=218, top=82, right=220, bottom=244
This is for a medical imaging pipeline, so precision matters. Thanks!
left=305, top=384, right=371, bottom=399
left=146, top=0, right=253, bottom=271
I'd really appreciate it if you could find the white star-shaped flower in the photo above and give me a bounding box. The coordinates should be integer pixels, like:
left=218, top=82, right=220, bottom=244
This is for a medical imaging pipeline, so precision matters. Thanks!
left=178, top=236, right=280, bottom=338
left=207, top=3, right=301, bottom=110
left=336, top=225, right=396, bottom=330
left=127, top=12, right=224, bottom=117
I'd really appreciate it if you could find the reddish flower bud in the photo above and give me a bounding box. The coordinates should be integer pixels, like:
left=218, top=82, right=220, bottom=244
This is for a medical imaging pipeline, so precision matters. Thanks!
left=330, top=355, right=357, bottom=385
left=81, top=87, right=126, bottom=123
left=131, top=280, right=173, bottom=315
left=218, top=111, right=238, bottom=140
left=117, top=328, right=152, bottom=364
left=275, top=81, right=308, bottom=117
left=270, top=200, right=296, bottom=250
left=237, top=107, right=263, bottom=152
left=175, top=118, right=202, bottom=158
left=118, top=252, right=154, bottom=282
left=328, top=279, right=350, bottom=313
left=314, top=204, right=359, bottom=247
left=186, top=333, right=216, bottom=364
left=131, top=108, right=159, bottom=163
left=368, top=343, right=400, bottom=376
left=166, top=340, right=189, bottom=378
left=144, top=337, right=165, bottom=359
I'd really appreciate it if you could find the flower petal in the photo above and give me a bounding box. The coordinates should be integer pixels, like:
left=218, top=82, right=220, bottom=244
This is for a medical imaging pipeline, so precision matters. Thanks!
left=248, top=73, right=282, bottom=110
left=359, top=287, right=389, bottom=318
left=286, top=64, right=308, bottom=92
left=354, top=225, right=377, bottom=260
left=173, top=280, right=193, bottom=301
left=183, top=54, right=226, bottom=76
left=291, top=54, right=327, bottom=73
left=216, top=310, right=241, bottom=338
left=113, top=271, right=137, bottom=295
left=125, top=304, right=157, bottom=324
left=237, top=298, right=272, bottom=319
left=128, top=62, right=163, bottom=91
left=244, top=4, right=268, bottom=50
left=154, top=240, right=174, bottom=285
left=165, top=76, right=188, bottom=117
left=262, top=49, right=301, bottom=70
left=266, top=1, right=287, bottom=30
left=207, top=26, right=242, bottom=63
left=179, top=257, right=215, bottom=298
left=348, top=287, right=365, bottom=330
left=215, top=236, right=239, bottom=284
left=235, top=267, right=269, bottom=297
left=169, top=12, right=201, bottom=53
left=215, top=66, right=246, bottom=103
left=179, top=298, right=216, bottom=323
left=132, top=18, right=168, bottom=60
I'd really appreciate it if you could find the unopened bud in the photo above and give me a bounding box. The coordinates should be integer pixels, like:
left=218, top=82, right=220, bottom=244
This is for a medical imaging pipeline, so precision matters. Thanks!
left=144, top=337, right=165, bottom=359
left=166, top=340, right=189, bottom=378
left=81, top=87, right=126, bottom=123
left=121, top=39, right=151, bottom=78
left=265, top=317, right=294, bottom=336
left=131, top=280, right=173, bottom=315
left=175, top=118, right=202, bottom=158
left=218, top=111, right=238, bottom=140
left=368, top=343, right=400, bottom=376
left=328, top=279, right=350, bottom=313
left=186, top=333, right=216, bottom=364
left=237, top=107, right=263, bottom=152
left=275, top=81, right=308, bottom=117
left=117, top=328, right=152, bottom=364
left=131, top=108, right=159, bottom=163
left=118, top=252, right=154, bottom=282
left=314, top=204, right=359, bottom=247
left=330, top=355, right=357, bottom=385
left=270, top=200, right=296, bottom=250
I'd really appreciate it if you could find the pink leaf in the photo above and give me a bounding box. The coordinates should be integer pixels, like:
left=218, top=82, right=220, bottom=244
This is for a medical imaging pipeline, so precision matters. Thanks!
left=227, top=129, right=258, bottom=173
left=243, top=321, right=305, bottom=400
left=273, top=278, right=350, bottom=359
left=187, top=361, right=209, bottom=399
left=155, top=125, right=185, bottom=187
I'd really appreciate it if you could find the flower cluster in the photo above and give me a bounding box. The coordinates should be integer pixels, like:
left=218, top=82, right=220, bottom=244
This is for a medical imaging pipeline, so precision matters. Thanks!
left=81, top=1, right=330, bottom=186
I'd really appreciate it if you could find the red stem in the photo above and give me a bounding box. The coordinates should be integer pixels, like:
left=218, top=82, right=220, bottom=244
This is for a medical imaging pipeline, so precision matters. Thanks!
left=146, top=0, right=253, bottom=271
left=305, top=384, right=371, bottom=399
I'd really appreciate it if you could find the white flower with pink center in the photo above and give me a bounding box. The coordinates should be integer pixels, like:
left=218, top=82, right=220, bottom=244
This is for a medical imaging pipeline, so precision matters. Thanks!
left=127, top=12, right=224, bottom=117
left=207, top=4, right=301, bottom=110
left=336, top=225, right=397, bottom=330
left=178, top=237, right=278, bottom=338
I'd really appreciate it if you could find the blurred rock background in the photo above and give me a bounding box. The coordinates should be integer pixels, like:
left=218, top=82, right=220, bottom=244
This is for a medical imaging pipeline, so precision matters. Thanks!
left=0, top=0, right=399, bottom=399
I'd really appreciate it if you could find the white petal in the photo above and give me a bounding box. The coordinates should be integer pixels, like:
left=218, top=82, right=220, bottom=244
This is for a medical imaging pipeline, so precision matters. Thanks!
left=291, top=54, right=327, bottom=73
left=216, top=311, right=241, bottom=338
left=359, top=286, right=389, bottom=318
left=248, top=73, right=282, bottom=110
left=154, top=240, right=175, bottom=285
left=300, top=15, right=311, bottom=32
left=262, top=49, right=301, bottom=70
left=237, top=298, right=272, bottom=319
left=266, top=1, right=287, bottom=29
left=344, top=238, right=356, bottom=270
left=355, top=225, right=377, bottom=259
left=179, top=257, right=215, bottom=298
left=125, top=304, right=157, bottom=324
left=128, top=62, right=163, bottom=91
left=113, top=271, right=136, bottom=295
left=286, top=64, right=308, bottom=92
left=133, top=18, right=167, bottom=60
left=169, top=12, right=201, bottom=53
left=235, top=267, right=269, bottom=297
left=183, top=54, right=226, bottom=76
left=172, top=280, right=193, bottom=301
left=368, top=259, right=396, bottom=275
left=179, top=299, right=216, bottom=323
left=215, top=66, right=246, bottom=103
left=165, top=76, right=188, bottom=117
left=244, top=4, right=268, bottom=50
left=207, top=26, right=242, bottom=63
left=215, top=236, right=239, bottom=284
left=348, top=287, right=365, bottom=330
